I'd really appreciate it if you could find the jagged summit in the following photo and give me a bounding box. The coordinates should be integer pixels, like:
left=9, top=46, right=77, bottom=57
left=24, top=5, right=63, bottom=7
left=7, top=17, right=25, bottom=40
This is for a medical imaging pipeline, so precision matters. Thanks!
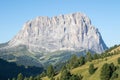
left=0, top=12, right=107, bottom=66
left=8, top=12, right=107, bottom=53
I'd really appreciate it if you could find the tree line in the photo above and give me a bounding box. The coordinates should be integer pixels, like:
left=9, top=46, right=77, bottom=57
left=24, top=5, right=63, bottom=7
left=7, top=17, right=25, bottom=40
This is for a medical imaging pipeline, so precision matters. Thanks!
left=11, top=45, right=120, bottom=80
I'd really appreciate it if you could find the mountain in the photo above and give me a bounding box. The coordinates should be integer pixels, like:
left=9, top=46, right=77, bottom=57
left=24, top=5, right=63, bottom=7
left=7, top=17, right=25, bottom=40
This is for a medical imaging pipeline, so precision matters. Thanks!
left=0, top=12, right=107, bottom=67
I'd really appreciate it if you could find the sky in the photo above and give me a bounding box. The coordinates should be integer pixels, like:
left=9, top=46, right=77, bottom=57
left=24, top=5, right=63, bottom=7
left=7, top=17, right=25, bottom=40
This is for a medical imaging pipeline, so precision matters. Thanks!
left=0, top=0, right=120, bottom=47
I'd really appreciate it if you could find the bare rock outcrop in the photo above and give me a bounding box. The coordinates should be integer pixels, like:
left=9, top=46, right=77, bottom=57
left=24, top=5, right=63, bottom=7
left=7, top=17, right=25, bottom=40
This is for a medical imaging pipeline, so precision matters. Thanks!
left=9, top=12, right=107, bottom=53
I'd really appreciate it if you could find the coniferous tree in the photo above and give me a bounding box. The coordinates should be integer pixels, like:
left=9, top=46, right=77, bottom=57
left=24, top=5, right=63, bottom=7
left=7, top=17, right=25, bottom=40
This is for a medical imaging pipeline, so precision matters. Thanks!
left=35, top=75, right=42, bottom=80
left=100, top=63, right=111, bottom=80
left=50, top=76, right=55, bottom=80
left=17, top=73, right=23, bottom=80
left=69, top=54, right=78, bottom=68
left=109, top=63, right=116, bottom=76
left=79, top=56, right=85, bottom=66
left=93, top=53, right=99, bottom=60
left=61, top=65, right=66, bottom=72
left=111, top=72, right=118, bottom=80
left=24, top=77, right=28, bottom=80
left=70, top=75, right=80, bottom=80
left=29, top=76, right=34, bottom=80
left=89, top=64, right=95, bottom=74
left=117, top=57, right=120, bottom=64
left=47, top=65, right=55, bottom=78
left=60, top=69, right=71, bottom=80
left=40, top=71, right=46, bottom=77
left=86, top=52, right=93, bottom=62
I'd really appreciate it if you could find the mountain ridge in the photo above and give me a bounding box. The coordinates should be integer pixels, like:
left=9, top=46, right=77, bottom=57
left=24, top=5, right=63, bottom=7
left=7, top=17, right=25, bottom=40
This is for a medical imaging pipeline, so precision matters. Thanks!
left=0, top=12, right=108, bottom=67
left=8, top=12, right=107, bottom=53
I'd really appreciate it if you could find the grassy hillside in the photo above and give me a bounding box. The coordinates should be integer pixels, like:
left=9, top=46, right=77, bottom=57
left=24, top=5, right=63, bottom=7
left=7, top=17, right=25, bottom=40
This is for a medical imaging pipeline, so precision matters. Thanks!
left=42, top=49, right=120, bottom=80
left=71, top=54, right=120, bottom=80
left=11, top=45, right=120, bottom=80
left=111, top=46, right=120, bottom=53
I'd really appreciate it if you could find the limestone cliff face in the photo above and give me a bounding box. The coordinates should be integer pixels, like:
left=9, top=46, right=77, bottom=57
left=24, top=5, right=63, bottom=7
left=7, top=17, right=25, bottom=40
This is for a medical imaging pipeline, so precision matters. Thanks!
left=0, top=12, right=108, bottom=67
left=9, top=12, right=107, bottom=53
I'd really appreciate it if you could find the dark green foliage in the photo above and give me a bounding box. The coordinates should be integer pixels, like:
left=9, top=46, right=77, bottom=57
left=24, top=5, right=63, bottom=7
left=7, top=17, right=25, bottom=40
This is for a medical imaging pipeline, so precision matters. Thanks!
left=105, top=58, right=107, bottom=61
left=101, top=53, right=108, bottom=58
left=79, top=56, right=85, bottom=66
left=89, top=64, right=95, bottom=75
left=34, top=75, right=42, bottom=80
left=105, top=45, right=119, bottom=53
left=100, top=63, right=117, bottom=80
left=68, top=55, right=86, bottom=69
left=86, top=52, right=93, bottom=62
left=29, top=76, right=34, bottom=80
left=109, top=63, right=116, bottom=75
left=112, top=66, right=120, bottom=78
left=100, top=45, right=120, bottom=61
left=56, top=77, right=60, bottom=80
left=111, top=72, right=118, bottom=80
left=69, top=54, right=79, bottom=69
left=39, top=72, right=46, bottom=78
left=54, top=62, right=67, bottom=72
left=4, top=45, right=120, bottom=80
left=60, top=69, right=71, bottom=80
left=0, top=58, right=44, bottom=80
left=50, top=76, right=55, bottom=80
left=47, top=65, right=55, bottom=78
left=100, top=63, right=111, bottom=80
left=70, top=75, right=80, bottom=80
left=24, top=77, right=29, bottom=80
left=93, top=53, right=100, bottom=60
left=66, top=63, right=71, bottom=70
left=61, top=65, right=67, bottom=72
left=117, top=57, right=120, bottom=64
left=60, top=69, right=82, bottom=80
left=17, top=73, right=23, bottom=80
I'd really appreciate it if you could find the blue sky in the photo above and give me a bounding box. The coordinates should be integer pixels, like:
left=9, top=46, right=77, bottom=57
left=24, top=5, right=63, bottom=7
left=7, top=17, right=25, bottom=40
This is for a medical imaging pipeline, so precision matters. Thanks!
left=0, top=0, right=120, bottom=47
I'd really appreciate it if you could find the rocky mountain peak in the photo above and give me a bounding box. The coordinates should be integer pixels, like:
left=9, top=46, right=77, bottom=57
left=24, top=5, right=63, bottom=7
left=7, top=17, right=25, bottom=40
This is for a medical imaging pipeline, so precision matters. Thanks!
left=8, top=12, right=107, bottom=53
left=0, top=12, right=108, bottom=67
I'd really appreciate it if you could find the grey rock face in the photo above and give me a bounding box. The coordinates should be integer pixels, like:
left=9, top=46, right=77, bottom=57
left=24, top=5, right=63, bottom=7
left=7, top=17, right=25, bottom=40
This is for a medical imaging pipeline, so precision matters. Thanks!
left=0, top=12, right=108, bottom=67
left=9, top=12, right=107, bottom=53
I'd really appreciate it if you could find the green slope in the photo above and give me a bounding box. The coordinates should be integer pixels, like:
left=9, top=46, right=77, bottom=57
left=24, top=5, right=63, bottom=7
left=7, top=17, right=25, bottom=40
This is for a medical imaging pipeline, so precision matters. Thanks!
left=42, top=52, right=120, bottom=80
left=71, top=54, right=120, bottom=80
